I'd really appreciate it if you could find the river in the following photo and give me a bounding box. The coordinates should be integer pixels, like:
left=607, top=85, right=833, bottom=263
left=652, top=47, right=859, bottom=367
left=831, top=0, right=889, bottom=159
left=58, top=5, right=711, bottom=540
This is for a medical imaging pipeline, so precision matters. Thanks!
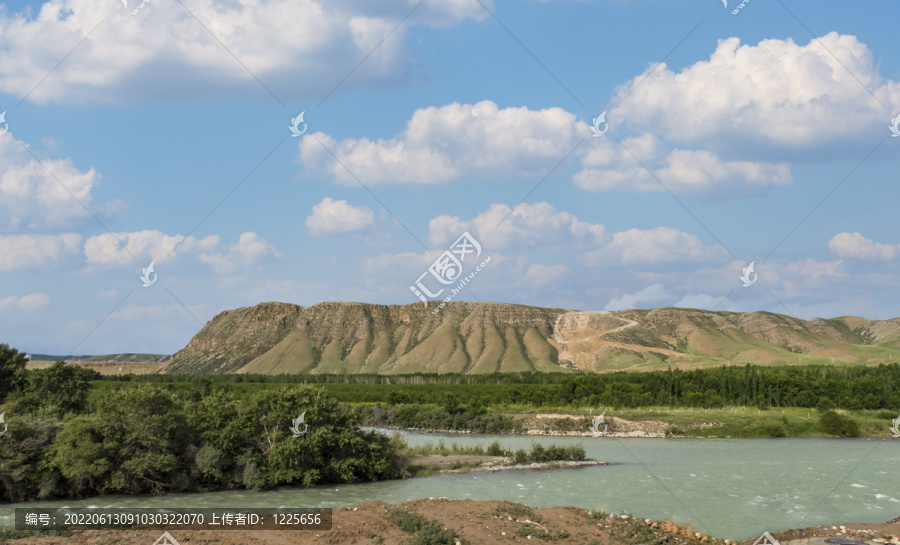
left=2, top=430, right=898, bottom=541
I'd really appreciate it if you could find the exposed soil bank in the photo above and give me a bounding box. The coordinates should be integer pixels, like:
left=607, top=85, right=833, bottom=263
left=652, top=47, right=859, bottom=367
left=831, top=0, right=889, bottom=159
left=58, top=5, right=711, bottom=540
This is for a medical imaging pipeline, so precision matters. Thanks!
left=7, top=499, right=898, bottom=545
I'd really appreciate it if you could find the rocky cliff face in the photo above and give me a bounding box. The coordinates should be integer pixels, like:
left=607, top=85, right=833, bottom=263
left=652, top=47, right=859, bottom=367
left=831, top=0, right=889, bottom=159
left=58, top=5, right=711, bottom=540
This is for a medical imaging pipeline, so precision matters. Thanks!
left=165, top=302, right=900, bottom=374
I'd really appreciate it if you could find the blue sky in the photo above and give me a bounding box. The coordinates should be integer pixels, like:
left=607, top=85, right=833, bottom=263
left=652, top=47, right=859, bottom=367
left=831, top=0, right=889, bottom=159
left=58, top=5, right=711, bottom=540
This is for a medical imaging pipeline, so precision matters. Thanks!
left=1, top=0, right=898, bottom=355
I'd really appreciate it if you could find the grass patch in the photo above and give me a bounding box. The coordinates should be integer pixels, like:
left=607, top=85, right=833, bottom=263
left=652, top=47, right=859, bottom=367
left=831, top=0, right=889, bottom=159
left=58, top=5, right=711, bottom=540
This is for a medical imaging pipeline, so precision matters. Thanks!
left=388, top=508, right=465, bottom=545
left=494, top=503, right=541, bottom=522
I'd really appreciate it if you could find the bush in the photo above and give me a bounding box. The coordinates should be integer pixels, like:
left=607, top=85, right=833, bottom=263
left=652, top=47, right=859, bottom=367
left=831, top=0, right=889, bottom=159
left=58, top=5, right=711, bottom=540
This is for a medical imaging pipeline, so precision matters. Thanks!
left=817, top=398, right=836, bottom=412
left=819, top=410, right=860, bottom=437
left=485, top=440, right=505, bottom=457
left=388, top=508, right=461, bottom=545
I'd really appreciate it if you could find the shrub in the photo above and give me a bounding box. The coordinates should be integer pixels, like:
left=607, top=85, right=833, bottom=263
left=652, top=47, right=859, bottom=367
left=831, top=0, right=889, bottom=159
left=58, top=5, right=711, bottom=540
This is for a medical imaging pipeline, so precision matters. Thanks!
left=485, top=440, right=506, bottom=457
left=388, top=508, right=460, bottom=545
left=819, top=410, right=860, bottom=437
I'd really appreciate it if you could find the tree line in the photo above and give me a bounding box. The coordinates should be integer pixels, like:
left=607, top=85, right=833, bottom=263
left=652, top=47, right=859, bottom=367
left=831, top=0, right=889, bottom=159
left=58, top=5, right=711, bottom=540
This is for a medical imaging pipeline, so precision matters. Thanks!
left=115, top=363, right=900, bottom=410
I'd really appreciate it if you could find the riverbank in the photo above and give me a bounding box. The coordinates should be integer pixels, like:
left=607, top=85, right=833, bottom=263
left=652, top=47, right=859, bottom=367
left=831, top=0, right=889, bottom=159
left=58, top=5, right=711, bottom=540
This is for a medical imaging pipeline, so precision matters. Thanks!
left=6, top=499, right=898, bottom=545
left=372, top=406, right=899, bottom=439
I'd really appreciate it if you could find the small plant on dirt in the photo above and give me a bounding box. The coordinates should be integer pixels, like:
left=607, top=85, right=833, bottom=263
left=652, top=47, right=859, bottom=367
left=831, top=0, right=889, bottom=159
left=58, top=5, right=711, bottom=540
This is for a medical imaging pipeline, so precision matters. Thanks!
left=589, top=509, right=609, bottom=520
left=388, top=508, right=464, bottom=545
left=495, top=503, right=543, bottom=523
left=610, top=516, right=656, bottom=544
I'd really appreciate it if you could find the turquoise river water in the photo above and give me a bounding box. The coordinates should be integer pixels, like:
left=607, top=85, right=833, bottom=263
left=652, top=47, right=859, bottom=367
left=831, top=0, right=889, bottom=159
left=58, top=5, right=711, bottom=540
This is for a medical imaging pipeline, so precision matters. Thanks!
left=1, top=430, right=898, bottom=540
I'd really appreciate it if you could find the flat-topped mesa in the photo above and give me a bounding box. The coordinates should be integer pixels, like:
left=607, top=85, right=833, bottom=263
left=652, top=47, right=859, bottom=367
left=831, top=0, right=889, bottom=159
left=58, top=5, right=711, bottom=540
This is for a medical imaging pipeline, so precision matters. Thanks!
left=165, top=301, right=900, bottom=375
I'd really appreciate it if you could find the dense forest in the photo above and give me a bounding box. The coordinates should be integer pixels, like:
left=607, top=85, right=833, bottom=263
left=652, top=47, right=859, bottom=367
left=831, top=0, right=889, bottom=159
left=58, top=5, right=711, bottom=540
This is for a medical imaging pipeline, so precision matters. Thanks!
left=113, top=363, right=900, bottom=410
left=0, top=345, right=405, bottom=502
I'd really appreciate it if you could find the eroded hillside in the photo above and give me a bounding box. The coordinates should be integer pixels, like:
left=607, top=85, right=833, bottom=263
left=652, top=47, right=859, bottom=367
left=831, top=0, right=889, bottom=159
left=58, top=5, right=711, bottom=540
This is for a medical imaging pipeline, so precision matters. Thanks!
left=165, top=302, right=900, bottom=374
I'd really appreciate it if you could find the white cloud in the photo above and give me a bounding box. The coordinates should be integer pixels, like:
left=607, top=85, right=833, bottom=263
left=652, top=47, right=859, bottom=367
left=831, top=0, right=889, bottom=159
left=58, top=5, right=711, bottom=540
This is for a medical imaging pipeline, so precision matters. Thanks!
left=83, top=230, right=220, bottom=266
left=523, top=264, right=569, bottom=289
left=574, top=134, right=791, bottom=197
left=300, top=101, right=585, bottom=186
left=0, top=233, right=81, bottom=271
left=581, top=227, right=726, bottom=265
left=0, top=135, right=123, bottom=231
left=0, top=0, right=490, bottom=104
left=306, top=198, right=374, bottom=235
left=611, top=33, right=900, bottom=156
left=829, top=232, right=899, bottom=260
left=83, top=230, right=279, bottom=274
left=0, top=293, right=51, bottom=312
left=199, top=232, right=282, bottom=275
left=673, top=293, right=738, bottom=311
left=761, top=258, right=845, bottom=295
left=429, top=202, right=607, bottom=250
left=604, top=284, right=671, bottom=311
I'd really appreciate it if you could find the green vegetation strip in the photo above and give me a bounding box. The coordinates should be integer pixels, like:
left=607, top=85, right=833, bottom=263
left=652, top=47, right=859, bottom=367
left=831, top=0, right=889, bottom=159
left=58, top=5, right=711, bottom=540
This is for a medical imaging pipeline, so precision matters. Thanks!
left=108, top=363, right=900, bottom=411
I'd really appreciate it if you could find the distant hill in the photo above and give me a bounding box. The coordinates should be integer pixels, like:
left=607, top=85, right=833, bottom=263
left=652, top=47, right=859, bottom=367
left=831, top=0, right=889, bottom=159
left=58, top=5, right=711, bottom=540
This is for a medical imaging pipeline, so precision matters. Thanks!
left=164, top=301, right=900, bottom=375
left=27, top=353, right=171, bottom=363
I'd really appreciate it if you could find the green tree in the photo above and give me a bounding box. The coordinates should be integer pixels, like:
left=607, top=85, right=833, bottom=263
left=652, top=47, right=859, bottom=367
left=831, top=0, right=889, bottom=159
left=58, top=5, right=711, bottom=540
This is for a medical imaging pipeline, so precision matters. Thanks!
left=0, top=416, right=64, bottom=502
left=239, top=386, right=401, bottom=487
left=47, top=414, right=114, bottom=495
left=83, top=385, right=187, bottom=494
left=13, top=362, right=99, bottom=417
left=0, top=344, right=28, bottom=402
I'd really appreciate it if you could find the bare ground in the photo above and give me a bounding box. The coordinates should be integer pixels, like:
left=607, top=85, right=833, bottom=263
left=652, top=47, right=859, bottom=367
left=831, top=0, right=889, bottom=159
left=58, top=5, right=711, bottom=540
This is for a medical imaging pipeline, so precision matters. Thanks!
left=8, top=500, right=898, bottom=545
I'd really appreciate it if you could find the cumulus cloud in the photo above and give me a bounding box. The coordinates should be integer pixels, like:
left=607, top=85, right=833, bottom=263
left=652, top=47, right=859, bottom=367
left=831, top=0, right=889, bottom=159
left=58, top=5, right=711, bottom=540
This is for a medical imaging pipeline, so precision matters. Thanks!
left=198, top=232, right=282, bottom=274
left=0, top=293, right=51, bottom=312
left=300, top=101, right=586, bottom=186
left=83, top=230, right=220, bottom=266
left=581, top=227, right=727, bottom=265
left=83, top=230, right=279, bottom=274
left=610, top=33, right=900, bottom=156
left=574, top=134, right=791, bottom=197
left=523, top=264, right=569, bottom=289
left=0, top=0, right=490, bottom=104
left=604, top=284, right=671, bottom=311
left=0, top=135, right=123, bottom=231
left=429, top=202, right=607, bottom=250
left=306, top=198, right=374, bottom=235
left=0, top=233, right=81, bottom=271
left=829, top=232, right=899, bottom=260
